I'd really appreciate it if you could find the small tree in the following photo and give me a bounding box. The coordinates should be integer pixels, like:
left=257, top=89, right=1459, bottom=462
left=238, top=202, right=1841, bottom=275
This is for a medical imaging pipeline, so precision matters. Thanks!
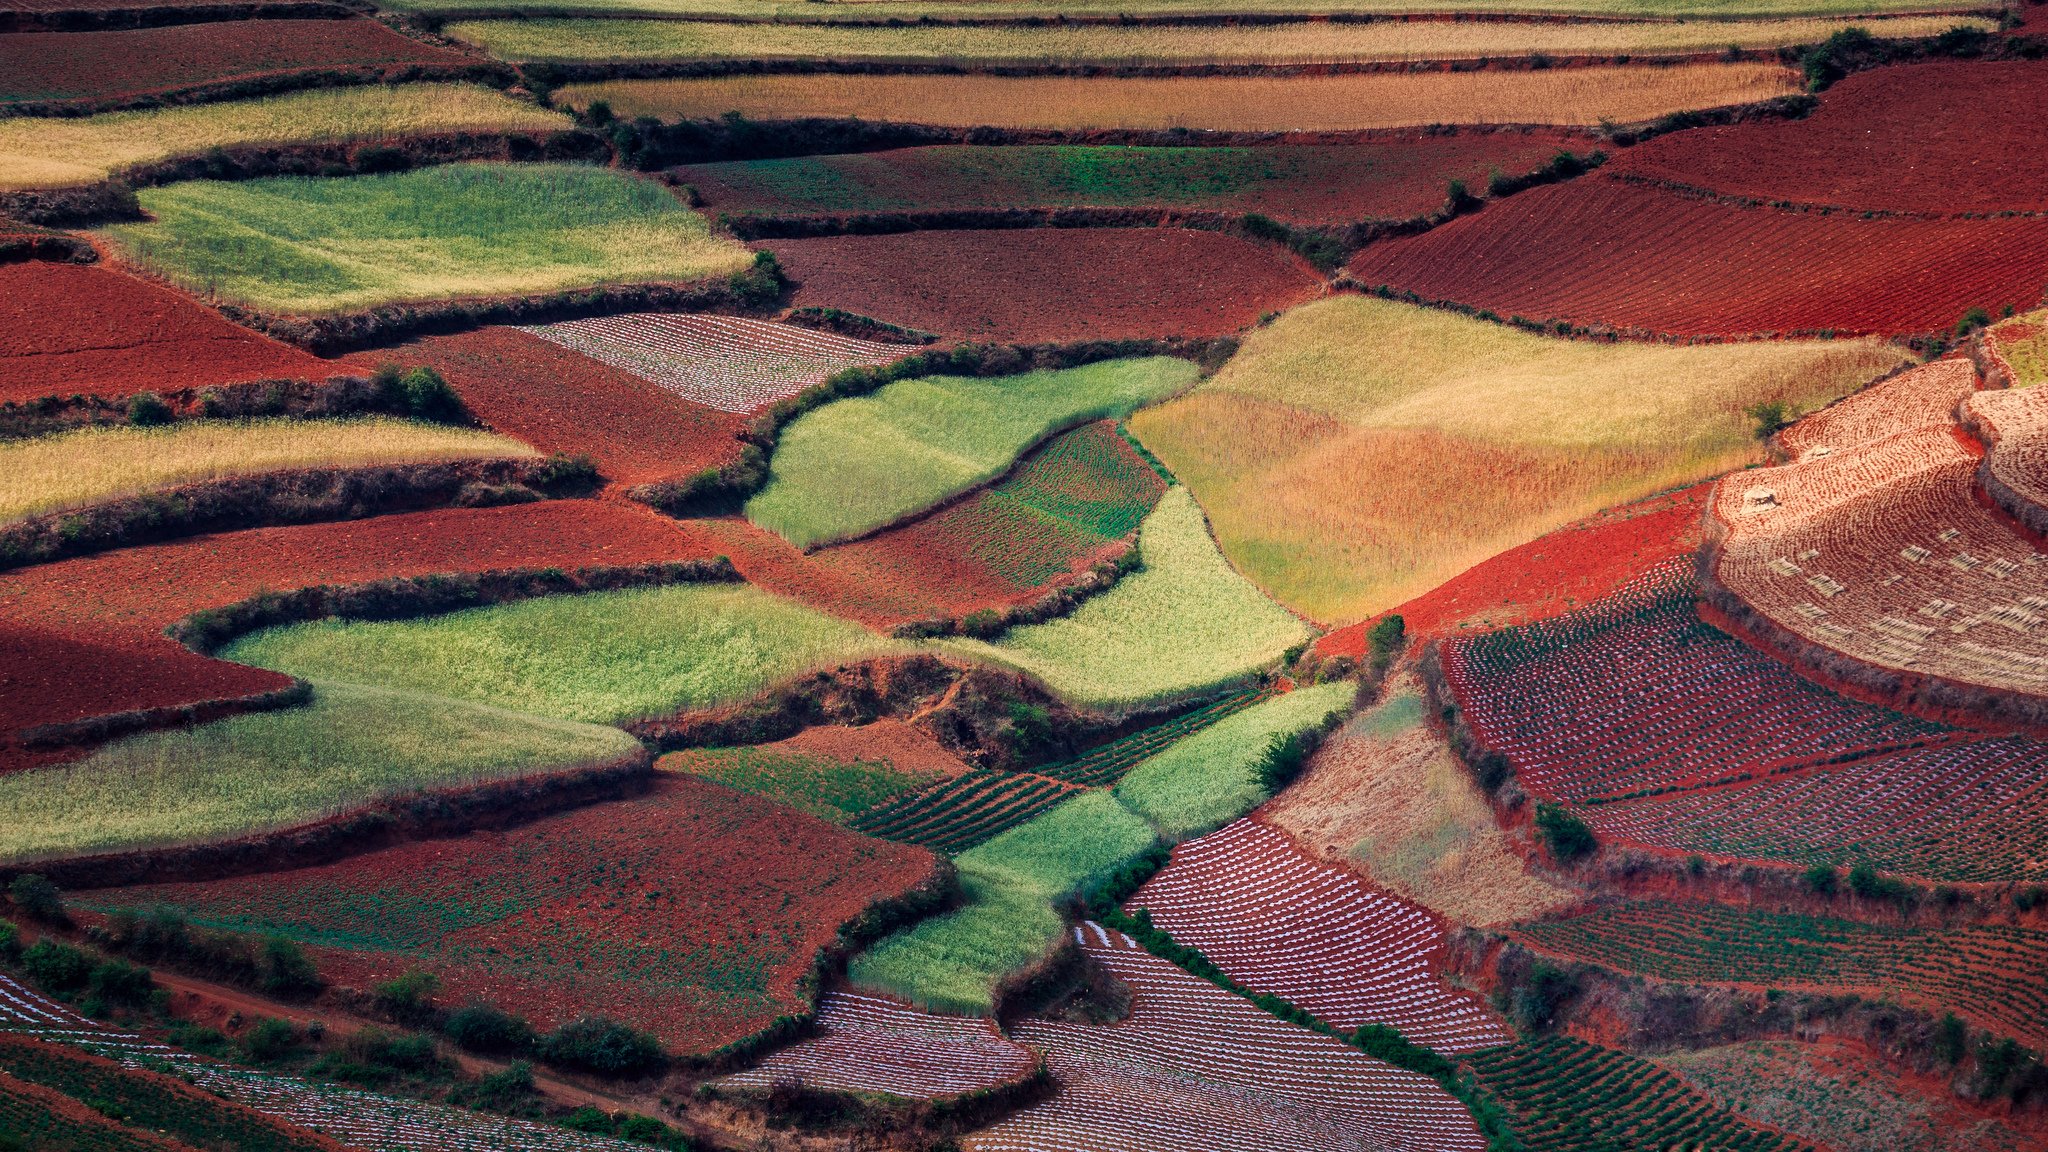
left=1744, top=400, right=1790, bottom=440
left=1957, top=306, right=1993, bottom=336
left=126, top=391, right=174, bottom=427
left=20, top=940, right=92, bottom=994
left=1366, top=614, right=1406, bottom=673
left=374, top=970, right=440, bottom=1021
left=540, top=1017, right=665, bottom=1078
left=8, top=874, right=68, bottom=926
left=1935, top=1013, right=1969, bottom=1065
left=1804, top=862, right=1839, bottom=895
left=1534, top=803, right=1596, bottom=862
left=259, top=935, right=322, bottom=998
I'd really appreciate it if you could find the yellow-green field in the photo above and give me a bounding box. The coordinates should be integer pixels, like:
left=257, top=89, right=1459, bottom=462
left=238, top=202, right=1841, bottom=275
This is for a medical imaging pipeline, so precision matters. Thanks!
left=0, top=418, right=533, bottom=525
left=1128, top=295, right=1910, bottom=624
left=1991, top=308, right=2048, bottom=389
left=558, top=63, right=1801, bottom=131
left=395, top=0, right=1986, bottom=19
left=101, top=163, right=754, bottom=315
left=457, top=14, right=1983, bottom=66
left=0, top=84, right=570, bottom=192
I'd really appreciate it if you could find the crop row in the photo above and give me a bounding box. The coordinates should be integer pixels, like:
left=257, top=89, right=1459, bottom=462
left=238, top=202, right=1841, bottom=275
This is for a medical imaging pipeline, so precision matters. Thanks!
left=520, top=312, right=905, bottom=415
left=1444, top=560, right=1947, bottom=802
left=850, top=768, right=1081, bottom=853
left=0, top=1070, right=180, bottom=1152
left=1514, top=901, right=2048, bottom=1047
left=1040, top=685, right=1274, bottom=787
left=1585, top=733, right=2048, bottom=882
left=974, top=922, right=1485, bottom=1152
left=1777, top=358, right=1975, bottom=462
left=720, top=991, right=1034, bottom=1099
left=1467, top=1035, right=1818, bottom=1152
left=1129, top=818, right=1509, bottom=1053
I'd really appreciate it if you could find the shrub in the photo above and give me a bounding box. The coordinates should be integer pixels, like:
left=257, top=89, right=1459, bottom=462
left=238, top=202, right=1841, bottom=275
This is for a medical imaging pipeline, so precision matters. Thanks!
left=1848, top=862, right=1912, bottom=902
left=8, top=874, right=69, bottom=925
left=1935, top=1012, right=1969, bottom=1065
left=728, top=249, right=784, bottom=309
left=1445, top=179, right=1481, bottom=214
left=1254, top=729, right=1317, bottom=794
left=1804, top=862, right=1839, bottom=895
left=540, top=1017, right=665, bottom=1077
left=1958, top=306, right=1993, bottom=335
left=961, top=608, right=1005, bottom=639
left=0, top=921, right=17, bottom=964
left=400, top=366, right=467, bottom=423
left=259, top=935, right=323, bottom=998
left=126, top=391, right=174, bottom=427
left=460, top=1059, right=537, bottom=1112
left=444, top=1004, right=537, bottom=1055
left=338, top=1027, right=446, bottom=1076
left=1507, top=961, right=1576, bottom=1033
left=1534, top=802, right=1596, bottom=861
left=1744, top=399, right=1790, bottom=439
left=87, top=959, right=154, bottom=1007
left=374, top=969, right=440, bottom=1021
left=2014, top=885, right=2048, bottom=912
left=20, top=939, right=92, bottom=994
left=238, top=1017, right=300, bottom=1064
left=1366, top=613, right=1406, bottom=673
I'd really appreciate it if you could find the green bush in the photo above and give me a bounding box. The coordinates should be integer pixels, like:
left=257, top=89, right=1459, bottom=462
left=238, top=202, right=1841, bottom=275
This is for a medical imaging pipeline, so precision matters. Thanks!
left=444, top=1004, right=537, bottom=1055
left=238, top=1017, right=300, bottom=1064
left=126, top=392, right=175, bottom=427
left=1534, top=803, right=1596, bottom=862
left=259, top=935, right=322, bottom=998
left=374, top=969, right=440, bottom=1020
left=1804, top=862, right=1839, bottom=895
left=1958, top=306, right=1993, bottom=336
left=1366, top=613, right=1406, bottom=673
left=540, top=1017, right=665, bottom=1078
left=21, top=939, right=92, bottom=994
left=1744, top=399, right=1790, bottom=440
left=8, top=874, right=68, bottom=925
left=87, top=959, right=154, bottom=1007
left=0, top=920, right=17, bottom=964
left=1935, top=1012, right=1969, bottom=1065
left=461, top=1059, right=537, bottom=1112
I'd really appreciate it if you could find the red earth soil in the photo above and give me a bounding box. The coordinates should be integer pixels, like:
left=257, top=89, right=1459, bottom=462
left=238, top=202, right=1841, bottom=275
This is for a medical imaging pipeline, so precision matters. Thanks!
left=94, top=774, right=939, bottom=1056
left=773, top=719, right=974, bottom=780
left=0, top=19, right=470, bottom=104
left=1346, top=176, right=2048, bottom=337
left=682, top=131, right=1585, bottom=226
left=770, top=228, right=1326, bottom=343
left=1609, top=60, right=2048, bottom=215
left=0, top=262, right=339, bottom=403
left=0, top=1068, right=197, bottom=1152
left=1316, top=482, right=1707, bottom=660
left=396, top=327, right=750, bottom=488
left=0, top=501, right=722, bottom=758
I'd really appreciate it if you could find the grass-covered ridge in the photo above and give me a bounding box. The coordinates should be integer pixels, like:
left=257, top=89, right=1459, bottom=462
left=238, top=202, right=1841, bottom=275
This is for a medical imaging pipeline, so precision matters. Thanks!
left=1129, top=294, right=1910, bottom=624
left=943, top=486, right=1311, bottom=710
left=746, top=356, right=1197, bottom=550
left=848, top=789, right=1156, bottom=1015
left=0, top=84, right=569, bottom=192
left=1115, top=680, right=1351, bottom=841
left=101, top=163, right=754, bottom=315
left=222, top=583, right=908, bottom=724
left=0, top=680, right=639, bottom=863
left=0, top=417, right=533, bottom=525
left=454, top=14, right=1981, bottom=67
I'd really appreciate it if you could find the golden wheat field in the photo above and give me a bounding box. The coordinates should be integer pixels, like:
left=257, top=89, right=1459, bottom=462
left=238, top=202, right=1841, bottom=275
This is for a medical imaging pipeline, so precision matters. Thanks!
left=0, top=84, right=570, bottom=191
left=0, top=418, right=535, bottom=524
left=1126, top=295, right=1908, bottom=623
left=558, top=63, right=1802, bottom=132
left=454, top=15, right=1983, bottom=66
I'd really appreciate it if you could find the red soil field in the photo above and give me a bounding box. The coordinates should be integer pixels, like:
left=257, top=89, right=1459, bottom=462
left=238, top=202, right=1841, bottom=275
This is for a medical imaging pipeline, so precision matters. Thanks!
left=720, top=990, right=1035, bottom=1099
left=0, top=262, right=337, bottom=403
left=1346, top=176, right=2048, bottom=337
left=94, top=774, right=939, bottom=1056
left=1316, top=482, right=1707, bottom=660
left=1609, top=61, right=2048, bottom=215
left=774, top=719, right=973, bottom=780
left=0, top=500, right=721, bottom=755
left=689, top=517, right=1028, bottom=630
left=0, top=19, right=471, bottom=104
left=771, top=228, right=1325, bottom=343
left=0, top=1068, right=195, bottom=1152
left=397, top=327, right=749, bottom=489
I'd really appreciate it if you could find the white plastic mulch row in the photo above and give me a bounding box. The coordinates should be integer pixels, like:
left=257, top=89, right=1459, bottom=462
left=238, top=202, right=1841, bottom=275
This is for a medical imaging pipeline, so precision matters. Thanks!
left=966, top=923, right=1486, bottom=1152
left=519, top=313, right=908, bottom=413
left=0, top=973, right=643, bottom=1152
left=1129, top=819, right=1510, bottom=1053
left=718, top=990, right=1036, bottom=1099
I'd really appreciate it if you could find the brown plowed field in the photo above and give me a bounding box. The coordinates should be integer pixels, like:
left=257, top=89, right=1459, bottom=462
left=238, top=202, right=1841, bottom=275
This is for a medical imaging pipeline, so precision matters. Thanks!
left=396, top=327, right=749, bottom=488
left=94, top=774, right=939, bottom=1056
left=771, top=228, right=1324, bottom=343
left=0, top=261, right=337, bottom=403
left=0, top=501, right=721, bottom=757
left=1348, top=177, right=2048, bottom=337
left=0, top=19, right=470, bottom=105
left=1611, top=60, right=2048, bottom=215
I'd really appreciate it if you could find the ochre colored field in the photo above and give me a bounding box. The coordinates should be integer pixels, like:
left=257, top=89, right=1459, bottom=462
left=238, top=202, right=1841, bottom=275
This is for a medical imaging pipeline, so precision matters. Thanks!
left=85, top=774, right=939, bottom=1056
left=1349, top=176, right=2048, bottom=337
left=393, top=0, right=1989, bottom=18
left=0, top=262, right=336, bottom=403
left=0, top=83, right=570, bottom=191
left=682, top=136, right=1587, bottom=226
left=0, top=19, right=471, bottom=105
left=773, top=228, right=1323, bottom=343
left=0, top=418, right=533, bottom=525
left=1128, top=295, right=1904, bottom=624
left=1610, top=60, right=2048, bottom=215
left=454, top=14, right=1977, bottom=67
left=558, top=63, right=1801, bottom=132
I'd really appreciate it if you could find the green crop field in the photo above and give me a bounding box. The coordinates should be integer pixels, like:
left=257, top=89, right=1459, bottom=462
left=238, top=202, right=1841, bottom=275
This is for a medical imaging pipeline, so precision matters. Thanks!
left=1114, top=680, right=1351, bottom=840
left=746, top=357, right=1197, bottom=549
left=0, top=681, right=638, bottom=863
left=848, top=789, right=1157, bottom=1014
left=222, top=583, right=907, bottom=724
left=394, top=0, right=1981, bottom=21
left=453, top=14, right=1981, bottom=67
left=1129, top=295, right=1908, bottom=624
left=942, top=486, right=1311, bottom=710
left=100, top=163, right=754, bottom=315
left=0, top=417, right=531, bottom=525
left=656, top=746, right=937, bottom=822
left=0, top=84, right=569, bottom=192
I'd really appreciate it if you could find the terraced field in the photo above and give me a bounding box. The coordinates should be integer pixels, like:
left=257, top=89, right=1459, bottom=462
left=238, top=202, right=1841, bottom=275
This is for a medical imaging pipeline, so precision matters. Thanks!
left=718, top=991, right=1037, bottom=1099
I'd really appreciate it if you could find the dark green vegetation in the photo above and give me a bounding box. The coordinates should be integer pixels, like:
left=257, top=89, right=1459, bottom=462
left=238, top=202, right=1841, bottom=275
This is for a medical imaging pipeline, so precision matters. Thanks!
left=1037, top=685, right=1273, bottom=787
left=850, top=768, right=1080, bottom=853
